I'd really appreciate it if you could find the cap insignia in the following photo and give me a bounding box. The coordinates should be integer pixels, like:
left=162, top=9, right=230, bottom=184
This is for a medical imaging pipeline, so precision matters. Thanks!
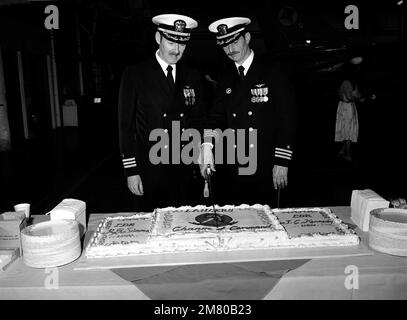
left=174, top=20, right=186, bottom=32
left=217, top=24, right=228, bottom=35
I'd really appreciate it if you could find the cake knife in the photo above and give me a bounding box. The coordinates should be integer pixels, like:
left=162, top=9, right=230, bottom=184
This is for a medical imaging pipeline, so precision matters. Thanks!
left=205, top=165, right=220, bottom=227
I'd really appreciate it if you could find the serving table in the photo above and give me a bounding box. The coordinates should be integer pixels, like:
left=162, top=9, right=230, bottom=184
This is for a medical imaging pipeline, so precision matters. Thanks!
left=1, top=206, right=406, bottom=300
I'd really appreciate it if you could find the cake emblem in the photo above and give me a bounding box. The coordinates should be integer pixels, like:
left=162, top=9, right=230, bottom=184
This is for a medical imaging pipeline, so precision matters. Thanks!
left=190, top=213, right=237, bottom=227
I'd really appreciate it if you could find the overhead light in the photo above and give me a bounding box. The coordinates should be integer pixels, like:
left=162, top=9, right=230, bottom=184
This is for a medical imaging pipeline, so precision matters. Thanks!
left=397, top=0, right=403, bottom=5
left=351, top=56, right=363, bottom=65
left=305, top=40, right=311, bottom=44
left=94, top=98, right=102, bottom=103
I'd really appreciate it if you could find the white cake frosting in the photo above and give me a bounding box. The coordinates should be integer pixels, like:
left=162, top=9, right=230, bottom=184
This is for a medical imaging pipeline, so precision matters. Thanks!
left=85, top=205, right=360, bottom=258
left=272, top=207, right=360, bottom=247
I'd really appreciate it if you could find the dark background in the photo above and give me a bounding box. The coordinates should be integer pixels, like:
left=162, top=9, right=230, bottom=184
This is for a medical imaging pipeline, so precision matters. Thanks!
left=0, top=0, right=406, bottom=214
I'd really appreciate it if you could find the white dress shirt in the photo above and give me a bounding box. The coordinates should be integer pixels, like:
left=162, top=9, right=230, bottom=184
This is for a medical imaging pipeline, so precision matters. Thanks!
left=155, top=50, right=176, bottom=81
left=235, top=49, right=254, bottom=76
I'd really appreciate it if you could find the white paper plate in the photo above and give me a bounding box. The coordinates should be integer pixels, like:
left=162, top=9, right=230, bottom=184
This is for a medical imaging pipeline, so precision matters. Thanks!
left=21, top=220, right=81, bottom=268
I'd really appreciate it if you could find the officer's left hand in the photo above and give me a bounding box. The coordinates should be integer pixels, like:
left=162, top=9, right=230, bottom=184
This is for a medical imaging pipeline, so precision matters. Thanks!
left=273, top=165, right=288, bottom=190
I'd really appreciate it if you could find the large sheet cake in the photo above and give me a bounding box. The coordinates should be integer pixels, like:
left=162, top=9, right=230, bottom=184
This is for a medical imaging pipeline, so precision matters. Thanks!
left=85, top=205, right=359, bottom=258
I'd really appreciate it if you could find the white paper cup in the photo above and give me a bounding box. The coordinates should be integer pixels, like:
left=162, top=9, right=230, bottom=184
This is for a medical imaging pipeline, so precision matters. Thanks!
left=14, top=203, right=31, bottom=218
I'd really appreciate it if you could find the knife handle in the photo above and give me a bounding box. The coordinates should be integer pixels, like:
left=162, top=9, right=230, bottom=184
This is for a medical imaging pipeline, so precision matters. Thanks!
left=206, top=165, right=213, bottom=177
left=203, top=180, right=209, bottom=198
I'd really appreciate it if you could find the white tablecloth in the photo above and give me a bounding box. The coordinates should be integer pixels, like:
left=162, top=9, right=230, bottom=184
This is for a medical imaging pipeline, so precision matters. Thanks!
left=1, top=207, right=406, bottom=300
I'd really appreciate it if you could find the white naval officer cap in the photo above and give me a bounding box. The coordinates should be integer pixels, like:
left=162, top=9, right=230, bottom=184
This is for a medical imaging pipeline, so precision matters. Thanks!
left=152, top=14, right=198, bottom=44
left=208, top=17, right=251, bottom=47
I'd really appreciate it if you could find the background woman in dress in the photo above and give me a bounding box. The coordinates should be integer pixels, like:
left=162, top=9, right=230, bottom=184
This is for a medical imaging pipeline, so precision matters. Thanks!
left=335, top=58, right=364, bottom=162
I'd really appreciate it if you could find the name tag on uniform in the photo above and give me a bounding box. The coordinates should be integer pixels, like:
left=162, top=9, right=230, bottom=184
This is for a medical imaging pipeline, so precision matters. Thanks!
left=183, top=86, right=196, bottom=106
left=250, top=83, right=269, bottom=103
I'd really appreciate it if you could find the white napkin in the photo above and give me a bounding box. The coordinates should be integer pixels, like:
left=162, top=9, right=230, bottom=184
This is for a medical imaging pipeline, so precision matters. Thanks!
left=351, top=189, right=389, bottom=231
left=50, top=199, right=85, bottom=219
left=50, top=199, right=86, bottom=236
left=0, top=211, right=25, bottom=221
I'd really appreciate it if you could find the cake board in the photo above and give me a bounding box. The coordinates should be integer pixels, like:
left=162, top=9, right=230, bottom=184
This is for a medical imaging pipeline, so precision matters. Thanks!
left=74, top=234, right=373, bottom=271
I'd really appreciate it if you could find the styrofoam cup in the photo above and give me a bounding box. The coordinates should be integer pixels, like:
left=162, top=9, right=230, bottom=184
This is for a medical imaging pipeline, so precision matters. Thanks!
left=14, top=203, right=31, bottom=218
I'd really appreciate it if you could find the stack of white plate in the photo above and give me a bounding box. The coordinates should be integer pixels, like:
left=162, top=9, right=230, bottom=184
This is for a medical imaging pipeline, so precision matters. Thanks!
left=369, top=208, right=407, bottom=256
left=21, top=220, right=81, bottom=268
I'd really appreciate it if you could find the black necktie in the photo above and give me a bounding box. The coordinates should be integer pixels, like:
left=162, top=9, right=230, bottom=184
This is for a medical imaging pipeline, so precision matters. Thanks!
left=238, top=65, right=245, bottom=80
left=166, top=65, right=175, bottom=89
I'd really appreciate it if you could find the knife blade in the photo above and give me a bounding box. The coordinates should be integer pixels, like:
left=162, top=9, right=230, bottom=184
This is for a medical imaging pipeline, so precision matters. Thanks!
left=206, top=165, right=220, bottom=227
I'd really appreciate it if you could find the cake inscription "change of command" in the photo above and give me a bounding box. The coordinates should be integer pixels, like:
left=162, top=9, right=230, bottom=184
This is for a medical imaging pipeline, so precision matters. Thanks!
left=164, top=208, right=276, bottom=234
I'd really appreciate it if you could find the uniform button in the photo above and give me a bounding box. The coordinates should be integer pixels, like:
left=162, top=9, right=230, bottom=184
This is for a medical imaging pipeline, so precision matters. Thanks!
left=164, top=145, right=168, bottom=149
left=248, top=111, right=253, bottom=116
left=234, top=144, right=237, bottom=148
left=250, top=144, right=254, bottom=148
left=180, top=113, right=184, bottom=117
left=232, top=113, right=236, bottom=117
left=163, top=113, right=167, bottom=117
left=182, top=128, right=185, bottom=132
left=164, top=129, right=168, bottom=133
left=232, top=129, right=235, bottom=132
left=249, top=127, right=254, bottom=132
